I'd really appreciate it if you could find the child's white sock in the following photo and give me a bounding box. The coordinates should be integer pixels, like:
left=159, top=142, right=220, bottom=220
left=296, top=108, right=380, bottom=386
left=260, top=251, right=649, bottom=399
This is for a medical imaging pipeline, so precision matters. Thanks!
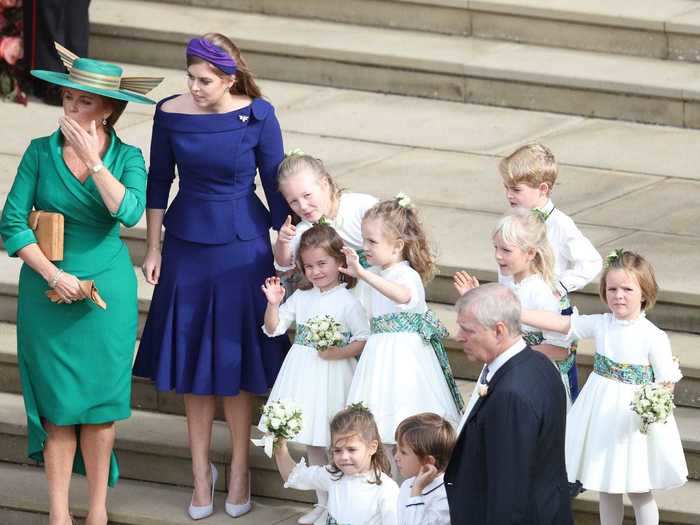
left=628, top=492, right=659, bottom=525
left=599, top=492, right=624, bottom=525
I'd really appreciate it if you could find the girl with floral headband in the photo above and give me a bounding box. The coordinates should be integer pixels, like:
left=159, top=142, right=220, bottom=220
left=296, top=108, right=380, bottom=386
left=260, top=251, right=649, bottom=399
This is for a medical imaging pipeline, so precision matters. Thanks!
left=273, top=152, right=379, bottom=272
left=343, top=196, right=463, bottom=478
left=260, top=225, right=370, bottom=524
left=521, top=250, right=687, bottom=525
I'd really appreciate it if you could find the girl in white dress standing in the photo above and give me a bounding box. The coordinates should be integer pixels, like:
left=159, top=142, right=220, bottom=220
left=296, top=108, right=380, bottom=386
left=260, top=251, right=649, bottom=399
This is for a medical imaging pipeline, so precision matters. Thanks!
left=343, top=196, right=463, bottom=476
left=522, top=250, right=687, bottom=525
left=275, top=404, right=399, bottom=525
left=261, top=225, right=370, bottom=524
left=454, top=210, right=574, bottom=406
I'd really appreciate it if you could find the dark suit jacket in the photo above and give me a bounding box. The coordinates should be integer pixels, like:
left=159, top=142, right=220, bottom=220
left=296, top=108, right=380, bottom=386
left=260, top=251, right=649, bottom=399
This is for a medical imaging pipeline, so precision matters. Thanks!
left=445, top=346, right=573, bottom=525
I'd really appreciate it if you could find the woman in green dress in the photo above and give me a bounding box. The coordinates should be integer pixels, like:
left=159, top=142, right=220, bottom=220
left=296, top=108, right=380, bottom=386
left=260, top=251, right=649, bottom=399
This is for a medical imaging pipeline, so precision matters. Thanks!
left=0, top=48, right=161, bottom=525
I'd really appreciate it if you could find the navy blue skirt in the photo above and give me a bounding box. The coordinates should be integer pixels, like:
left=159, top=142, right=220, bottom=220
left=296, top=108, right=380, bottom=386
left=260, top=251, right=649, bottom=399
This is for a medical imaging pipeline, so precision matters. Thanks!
left=133, top=233, right=289, bottom=395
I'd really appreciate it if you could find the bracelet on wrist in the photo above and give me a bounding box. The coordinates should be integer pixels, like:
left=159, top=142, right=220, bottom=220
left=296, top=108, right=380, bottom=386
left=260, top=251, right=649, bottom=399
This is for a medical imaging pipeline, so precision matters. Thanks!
left=49, top=268, right=64, bottom=289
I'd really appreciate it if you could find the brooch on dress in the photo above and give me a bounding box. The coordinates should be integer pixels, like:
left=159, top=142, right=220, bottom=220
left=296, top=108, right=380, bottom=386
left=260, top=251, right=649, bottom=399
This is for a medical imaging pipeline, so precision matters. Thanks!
left=239, top=115, right=249, bottom=123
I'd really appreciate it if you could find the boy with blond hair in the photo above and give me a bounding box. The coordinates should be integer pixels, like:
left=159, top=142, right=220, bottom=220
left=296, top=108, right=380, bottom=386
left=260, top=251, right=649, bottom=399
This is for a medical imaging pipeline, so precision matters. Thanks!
left=499, top=143, right=602, bottom=398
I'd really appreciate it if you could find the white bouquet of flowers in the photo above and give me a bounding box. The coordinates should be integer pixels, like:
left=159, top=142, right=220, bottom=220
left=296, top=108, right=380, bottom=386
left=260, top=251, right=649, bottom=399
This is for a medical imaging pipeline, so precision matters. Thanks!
left=252, top=400, right=303, bottom=457
left=306, top=314, right=345, bottom=351
left=630, top=383, right=675, bottom=434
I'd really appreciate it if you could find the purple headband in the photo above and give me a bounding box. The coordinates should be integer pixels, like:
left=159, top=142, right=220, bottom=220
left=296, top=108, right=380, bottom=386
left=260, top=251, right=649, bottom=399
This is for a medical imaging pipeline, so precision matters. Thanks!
left=186, top=38, right=237, bottom=75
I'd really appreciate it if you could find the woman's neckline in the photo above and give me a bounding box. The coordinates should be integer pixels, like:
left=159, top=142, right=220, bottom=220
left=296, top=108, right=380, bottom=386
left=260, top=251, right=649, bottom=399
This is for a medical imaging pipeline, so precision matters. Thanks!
left=159, top=93, right=253, bottom=116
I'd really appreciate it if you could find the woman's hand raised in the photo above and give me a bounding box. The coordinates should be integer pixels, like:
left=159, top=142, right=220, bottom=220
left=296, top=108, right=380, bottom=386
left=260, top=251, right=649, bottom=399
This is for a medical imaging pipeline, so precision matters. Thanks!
left=59, top=117, right=102, bottom=169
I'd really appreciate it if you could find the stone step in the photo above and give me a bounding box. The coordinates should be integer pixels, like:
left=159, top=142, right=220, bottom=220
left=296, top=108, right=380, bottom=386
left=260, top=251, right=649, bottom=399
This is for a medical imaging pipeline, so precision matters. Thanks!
left=0, top=393, right=699, bottom=524
left=90, top=0, right=700, bottom=128
left=147, top=0, right=700, bottom=62
left=0, top=462, right=309, bottom=525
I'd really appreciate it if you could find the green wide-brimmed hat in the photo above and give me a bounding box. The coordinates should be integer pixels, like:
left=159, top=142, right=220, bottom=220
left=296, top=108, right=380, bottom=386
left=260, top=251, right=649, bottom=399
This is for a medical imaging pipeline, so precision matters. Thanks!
left=31, top=43, right=163, bottom=104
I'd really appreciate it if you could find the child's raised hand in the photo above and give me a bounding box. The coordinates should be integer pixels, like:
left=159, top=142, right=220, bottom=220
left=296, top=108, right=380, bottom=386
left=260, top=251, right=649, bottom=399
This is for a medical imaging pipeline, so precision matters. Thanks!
left=453, top=271, right=479, bottom=296
left=412, top=462, right=440, bottom=495
left=261, top=276, right=286, bottom=305
left=276, top=215, right=296, bottom=245
left=339, top=246, right=363, bottom=278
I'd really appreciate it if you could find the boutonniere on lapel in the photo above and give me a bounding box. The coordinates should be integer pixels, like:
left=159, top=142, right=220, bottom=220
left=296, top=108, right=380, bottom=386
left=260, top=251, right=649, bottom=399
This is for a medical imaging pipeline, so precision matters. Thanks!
left=239, top=115, right=249, bottom=123
left=478, top=383, right=489, bottom=397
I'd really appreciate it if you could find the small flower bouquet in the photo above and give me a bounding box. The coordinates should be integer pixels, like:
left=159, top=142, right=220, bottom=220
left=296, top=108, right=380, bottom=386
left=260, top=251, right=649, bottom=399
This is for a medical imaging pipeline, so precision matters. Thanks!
left=252, top=400, right=303, bottom=457
left=630, top=383, right=674, bottom=434
left=306, top=314, right=345, bottom=351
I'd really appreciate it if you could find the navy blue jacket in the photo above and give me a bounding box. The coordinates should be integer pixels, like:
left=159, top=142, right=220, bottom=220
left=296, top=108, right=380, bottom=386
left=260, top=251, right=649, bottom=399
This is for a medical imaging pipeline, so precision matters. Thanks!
left=445, top=347, right=573, bottom=525
left=146, top=96, right=290, bottom=243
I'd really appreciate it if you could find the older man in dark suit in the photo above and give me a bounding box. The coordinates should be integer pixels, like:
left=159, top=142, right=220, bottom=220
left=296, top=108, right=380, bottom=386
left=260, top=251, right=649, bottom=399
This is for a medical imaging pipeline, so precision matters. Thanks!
left=445, top=283, right=573, bottom=524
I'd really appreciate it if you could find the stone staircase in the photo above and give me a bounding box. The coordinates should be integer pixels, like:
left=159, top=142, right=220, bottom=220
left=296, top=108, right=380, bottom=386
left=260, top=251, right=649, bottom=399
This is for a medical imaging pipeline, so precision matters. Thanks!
left=0, top=0, right=699, bottom=522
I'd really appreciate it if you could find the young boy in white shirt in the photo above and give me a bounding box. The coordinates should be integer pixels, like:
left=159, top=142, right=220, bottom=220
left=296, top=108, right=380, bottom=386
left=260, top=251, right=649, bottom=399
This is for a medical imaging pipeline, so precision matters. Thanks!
left=499, top=143, right=603, bottom=399
left=394, top=413, right=456, bottom=525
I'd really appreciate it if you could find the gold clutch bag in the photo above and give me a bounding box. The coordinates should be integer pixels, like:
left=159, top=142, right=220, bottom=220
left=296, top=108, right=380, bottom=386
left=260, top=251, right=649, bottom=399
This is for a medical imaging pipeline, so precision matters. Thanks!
left=28, top=210, right=64, bottom=261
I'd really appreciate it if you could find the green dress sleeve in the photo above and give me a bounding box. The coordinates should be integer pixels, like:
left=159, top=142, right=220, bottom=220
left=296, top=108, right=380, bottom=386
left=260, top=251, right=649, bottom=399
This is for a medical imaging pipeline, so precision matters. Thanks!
left=0, top=142, right=39, bottom=256
left=110, top=145, right=147, bottom=228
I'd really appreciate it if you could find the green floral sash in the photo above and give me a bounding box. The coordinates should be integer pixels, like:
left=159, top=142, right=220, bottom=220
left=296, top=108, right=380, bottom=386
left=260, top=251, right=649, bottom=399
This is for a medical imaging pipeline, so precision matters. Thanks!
left=294, top=324, right=352, bottom=350
left=370, top=311, right=465, bottom=413
left=521, top=331, right=577, bottom=375
left=593, top=353, right=654, bottom=385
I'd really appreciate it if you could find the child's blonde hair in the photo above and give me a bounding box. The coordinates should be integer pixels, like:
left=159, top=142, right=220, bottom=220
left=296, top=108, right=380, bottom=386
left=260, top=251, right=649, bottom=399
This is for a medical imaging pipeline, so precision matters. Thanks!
left=363, top=198, right=435, bottom=283
left=296, top=224, right=357, bottom=290
left=327, top=405, right=390, bottom=485
left=395, top=413, right=456, bottom=472
left=499, top=143, right=558, bottom=193
left=600, top=250, right=658, bottom=310
left=493, top=210, right=556, bottom=290
left=277, top=153, right=342, bottom=203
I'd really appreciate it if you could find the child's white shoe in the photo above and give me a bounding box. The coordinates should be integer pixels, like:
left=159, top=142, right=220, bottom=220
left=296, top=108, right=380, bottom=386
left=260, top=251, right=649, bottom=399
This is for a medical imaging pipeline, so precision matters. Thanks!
left=297, top=504, right=326, bottom=524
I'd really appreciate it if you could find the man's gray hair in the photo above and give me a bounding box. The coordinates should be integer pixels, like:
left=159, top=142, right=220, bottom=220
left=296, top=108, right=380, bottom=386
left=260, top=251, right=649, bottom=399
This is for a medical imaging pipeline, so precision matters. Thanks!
left=455, top=283, right=521, bottom=335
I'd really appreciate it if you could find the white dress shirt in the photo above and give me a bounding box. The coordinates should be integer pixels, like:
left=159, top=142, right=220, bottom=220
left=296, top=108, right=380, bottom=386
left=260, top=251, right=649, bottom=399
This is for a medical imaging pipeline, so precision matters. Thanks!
left=397, top=473, right=450, bottom=525
left=457, top=338, right=526, bottom=433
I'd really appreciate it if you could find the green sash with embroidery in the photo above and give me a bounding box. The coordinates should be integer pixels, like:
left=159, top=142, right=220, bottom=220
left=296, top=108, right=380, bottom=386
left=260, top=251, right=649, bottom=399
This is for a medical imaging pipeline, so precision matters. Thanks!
left=521, top=331, right=577, bottom=375
left=370, top=310, right=465, bottom=413
left=593, top=353, right=654, bottom=385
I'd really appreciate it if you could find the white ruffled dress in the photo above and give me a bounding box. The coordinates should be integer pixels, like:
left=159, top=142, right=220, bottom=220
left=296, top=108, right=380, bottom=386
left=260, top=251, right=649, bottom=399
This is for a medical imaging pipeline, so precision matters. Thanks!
left=565, top=313, right=687, bottom=493
left=260, top=284, right=370, bottom=446
left=346, top=261, right=461, bottom=443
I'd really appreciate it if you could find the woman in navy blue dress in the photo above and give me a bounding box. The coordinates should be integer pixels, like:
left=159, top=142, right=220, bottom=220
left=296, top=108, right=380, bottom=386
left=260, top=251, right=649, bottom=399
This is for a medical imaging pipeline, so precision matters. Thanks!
left=133, top=33, right=290, bottom=519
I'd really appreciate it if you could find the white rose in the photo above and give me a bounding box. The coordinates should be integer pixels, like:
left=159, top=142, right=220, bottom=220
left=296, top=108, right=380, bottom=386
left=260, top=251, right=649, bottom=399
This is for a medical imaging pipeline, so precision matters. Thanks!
left=269, top=417, right=281, bottom=430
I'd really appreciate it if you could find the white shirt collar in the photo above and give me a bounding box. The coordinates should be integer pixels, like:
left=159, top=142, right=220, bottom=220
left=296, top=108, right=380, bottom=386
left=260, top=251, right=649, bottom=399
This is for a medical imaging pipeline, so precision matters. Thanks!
left=486, top=338, right=526, bottom=382
left=538, top=199, right=555, bottom=215
left=408, top=472, right=444, bottom=495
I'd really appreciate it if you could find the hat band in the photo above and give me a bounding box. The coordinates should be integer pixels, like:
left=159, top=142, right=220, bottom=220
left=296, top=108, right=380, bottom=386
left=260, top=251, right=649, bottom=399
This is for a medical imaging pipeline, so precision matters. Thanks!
left=69, top=68, right=122, bottom=91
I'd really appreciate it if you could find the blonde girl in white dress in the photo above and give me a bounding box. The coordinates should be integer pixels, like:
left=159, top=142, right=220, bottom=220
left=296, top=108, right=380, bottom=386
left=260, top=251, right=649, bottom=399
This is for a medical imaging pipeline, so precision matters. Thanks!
left=261, top=225, right=370, bottom=524
left=522, top=250, right=687, bottom=525
left=342, top=196, right=463, bottom=477
left=274, top=404, right=399, bottom=525
left=272, top=152, right=378, bottom=272
left=454, top=209, right=574, bottom=407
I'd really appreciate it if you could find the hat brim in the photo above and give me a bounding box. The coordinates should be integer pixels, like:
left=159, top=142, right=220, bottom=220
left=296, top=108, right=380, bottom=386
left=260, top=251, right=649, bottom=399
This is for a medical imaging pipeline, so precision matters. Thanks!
left=31, top=70, right=157, bottom=105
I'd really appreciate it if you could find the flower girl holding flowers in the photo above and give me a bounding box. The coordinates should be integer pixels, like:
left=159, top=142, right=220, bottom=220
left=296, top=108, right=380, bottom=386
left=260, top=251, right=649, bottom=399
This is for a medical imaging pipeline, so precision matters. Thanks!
left=343, top=196, right=463, bottom=476
left=260, top=224, right=370, bottom=524
left=521, top=250, right=687, bottom=525
left=274, top=404, right=399, bottom=525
